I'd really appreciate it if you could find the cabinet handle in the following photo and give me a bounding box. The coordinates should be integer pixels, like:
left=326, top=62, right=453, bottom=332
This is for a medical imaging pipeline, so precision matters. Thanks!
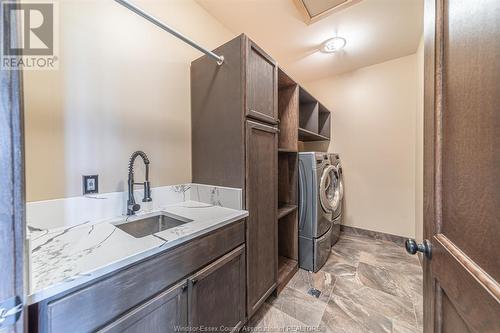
left=190, top=278, right=198, bottom=286
left=247, top=120, right=280, bottom=133
left=248, top=110, right=279, bottom=124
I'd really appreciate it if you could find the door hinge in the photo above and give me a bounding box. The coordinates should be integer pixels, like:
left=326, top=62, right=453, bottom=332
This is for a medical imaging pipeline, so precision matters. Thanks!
left=0, top=296, right=23, bottom=328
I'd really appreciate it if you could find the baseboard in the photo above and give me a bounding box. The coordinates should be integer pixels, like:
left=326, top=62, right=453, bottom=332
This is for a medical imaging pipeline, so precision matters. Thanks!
left=340, top=225, right=407, bottom=246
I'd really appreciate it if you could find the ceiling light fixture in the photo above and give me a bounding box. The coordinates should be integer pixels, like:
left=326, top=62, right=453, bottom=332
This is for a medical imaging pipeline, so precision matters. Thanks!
left=321, top=37, right=347, bottom=53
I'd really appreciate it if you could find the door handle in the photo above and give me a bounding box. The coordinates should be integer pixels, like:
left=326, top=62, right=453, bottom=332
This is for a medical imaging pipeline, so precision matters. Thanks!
left=405, top=239, right=432, bottom=259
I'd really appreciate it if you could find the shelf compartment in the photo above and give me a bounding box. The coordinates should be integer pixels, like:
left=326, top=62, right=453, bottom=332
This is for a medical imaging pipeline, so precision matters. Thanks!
left=278, top=210, right=298, bottom=260
left=318, top=104, right=331, bottom=139
left=278, top=80, right=299, bottom=151
left=299, top=86, right=316, bottom=104
left=278, top=153, right=298, bottom=206
left=299, top=102, right=319, bottom=133
left=277, top=256, right=298, bottom=294
left=278, top=69, right=297, bottom=89
left=277, top=209, right=299, bottom=294
left=298, top=85, right=318, bottom=133
left=278, top=204, right=298, bottom=219
left=298, top=127, right=330, bottom=141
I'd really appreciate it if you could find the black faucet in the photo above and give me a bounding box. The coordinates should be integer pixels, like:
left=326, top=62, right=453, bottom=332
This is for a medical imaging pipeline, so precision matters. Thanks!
left=127, top=151, right=152, bottom=216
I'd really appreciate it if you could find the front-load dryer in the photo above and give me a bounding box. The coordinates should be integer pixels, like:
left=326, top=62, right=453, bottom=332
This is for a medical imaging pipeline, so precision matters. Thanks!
left=298, top=152, right=337, bottom=272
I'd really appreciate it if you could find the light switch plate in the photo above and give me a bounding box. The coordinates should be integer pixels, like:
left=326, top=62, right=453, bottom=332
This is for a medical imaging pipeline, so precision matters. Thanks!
left=82, top=175, right=98, bottom=195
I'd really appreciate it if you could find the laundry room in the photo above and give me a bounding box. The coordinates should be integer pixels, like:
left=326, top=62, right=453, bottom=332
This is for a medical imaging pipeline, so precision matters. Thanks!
left=2, top=0, right=498, bottom=332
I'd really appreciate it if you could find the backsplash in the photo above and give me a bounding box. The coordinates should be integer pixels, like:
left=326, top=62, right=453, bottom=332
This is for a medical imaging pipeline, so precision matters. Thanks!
left=26, top=183, right=243, bottom=231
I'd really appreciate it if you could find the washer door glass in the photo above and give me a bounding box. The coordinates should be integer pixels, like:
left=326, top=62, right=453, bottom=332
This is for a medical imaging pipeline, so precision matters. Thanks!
left=320, top=165, right=341, bottom=212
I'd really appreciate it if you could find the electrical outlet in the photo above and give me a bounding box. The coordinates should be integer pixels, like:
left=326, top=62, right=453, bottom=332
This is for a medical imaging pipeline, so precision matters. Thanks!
left=82, top=175, right=98, bottom=195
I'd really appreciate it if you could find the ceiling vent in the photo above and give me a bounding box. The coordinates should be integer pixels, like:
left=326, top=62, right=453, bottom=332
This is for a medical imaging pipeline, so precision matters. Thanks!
left=293, top=0, right=362, bottom=24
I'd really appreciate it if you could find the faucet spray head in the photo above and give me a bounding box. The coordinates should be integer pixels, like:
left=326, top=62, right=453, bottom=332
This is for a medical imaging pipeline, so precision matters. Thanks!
left=143, top=181, right=152, bottom=202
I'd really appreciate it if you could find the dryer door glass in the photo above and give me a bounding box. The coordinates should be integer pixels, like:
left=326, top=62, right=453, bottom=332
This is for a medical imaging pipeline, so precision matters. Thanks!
left=338, top=168, right=344, bottom=202
left=320, top=165, right=340, bottom=212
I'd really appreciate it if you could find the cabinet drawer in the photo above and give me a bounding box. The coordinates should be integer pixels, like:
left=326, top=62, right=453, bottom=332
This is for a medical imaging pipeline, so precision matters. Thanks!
left=38, top=220, right=245, bottom=333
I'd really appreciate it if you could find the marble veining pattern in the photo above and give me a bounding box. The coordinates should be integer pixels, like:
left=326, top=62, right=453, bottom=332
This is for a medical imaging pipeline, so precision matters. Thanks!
left=189, top=184, right=243, bottom=210
left=28, top=200, right=247, bottom=305
left=246, top=233, right=423, bottom=332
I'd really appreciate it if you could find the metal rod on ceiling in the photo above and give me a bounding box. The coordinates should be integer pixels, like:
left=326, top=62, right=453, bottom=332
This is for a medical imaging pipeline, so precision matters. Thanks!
left=115, top=0, right=225, bottom=65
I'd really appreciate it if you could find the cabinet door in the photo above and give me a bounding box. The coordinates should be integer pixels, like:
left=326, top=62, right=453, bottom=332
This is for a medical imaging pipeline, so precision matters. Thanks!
left=98, top=281, right=187, bottom=333
left=245, top=120, right=278, bottom=316
left=246, top=38, right=278, bottom=124
left=188, top=245, right=246, bottom=333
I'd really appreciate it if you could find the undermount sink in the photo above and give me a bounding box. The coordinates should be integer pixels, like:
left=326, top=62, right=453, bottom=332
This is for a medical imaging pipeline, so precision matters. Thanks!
left=114, top=212, right=193, bottom=238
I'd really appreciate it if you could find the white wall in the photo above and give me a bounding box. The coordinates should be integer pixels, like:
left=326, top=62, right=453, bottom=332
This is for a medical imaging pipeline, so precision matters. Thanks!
left=303, top=54, right=419, bottom=238
left=415, top=35, right=424, bottom=242
left=24, top=0, right=234, bottom=201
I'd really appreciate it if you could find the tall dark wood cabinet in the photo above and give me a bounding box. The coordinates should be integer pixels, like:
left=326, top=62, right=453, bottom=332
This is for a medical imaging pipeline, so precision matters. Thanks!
left=191, top=34, right=278, bottom=318
left=245, top=120, right=278, bottom=315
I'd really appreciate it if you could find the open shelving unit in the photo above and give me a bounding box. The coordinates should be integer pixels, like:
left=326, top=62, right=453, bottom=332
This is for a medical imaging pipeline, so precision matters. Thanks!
left=276, top=69, right=299, bottom=293
left=275, top=68, right=331, bottom=294
left=298, top=86, right=331, bottom=142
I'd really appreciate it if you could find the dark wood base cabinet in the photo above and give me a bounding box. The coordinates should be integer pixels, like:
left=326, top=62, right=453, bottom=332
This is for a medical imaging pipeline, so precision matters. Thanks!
left=98, top=280, right=188, bottom=333
left=101, top=246, right=246, bottom=333
left=188, top=246, right=246, bottom=332
left=28, top=221, right=245, bottom=333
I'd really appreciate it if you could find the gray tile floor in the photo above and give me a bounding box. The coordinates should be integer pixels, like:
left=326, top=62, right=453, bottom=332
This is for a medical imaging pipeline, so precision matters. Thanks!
left=246, top=233, right=423, bottom=332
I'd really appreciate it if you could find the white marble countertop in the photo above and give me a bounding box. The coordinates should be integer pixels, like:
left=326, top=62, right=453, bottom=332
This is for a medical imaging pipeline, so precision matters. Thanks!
left=28, top=200, right=248, bottom=305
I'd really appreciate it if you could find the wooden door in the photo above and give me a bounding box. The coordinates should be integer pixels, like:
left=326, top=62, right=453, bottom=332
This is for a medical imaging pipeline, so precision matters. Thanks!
left=187, top=246, right=246, bottom=333
left=98, top=281, right=187, bottom=333
left=412, top=0, right=500, bottom=332
left=245, top=120, right=278, bottom=316
left=0, top=0, right=25, bottom=331
left=245, top=38, right=278, bottom=124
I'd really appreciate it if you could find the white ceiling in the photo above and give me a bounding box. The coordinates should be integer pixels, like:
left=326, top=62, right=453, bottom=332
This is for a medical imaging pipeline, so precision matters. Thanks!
left=196, top=0, right=424, bottom=83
